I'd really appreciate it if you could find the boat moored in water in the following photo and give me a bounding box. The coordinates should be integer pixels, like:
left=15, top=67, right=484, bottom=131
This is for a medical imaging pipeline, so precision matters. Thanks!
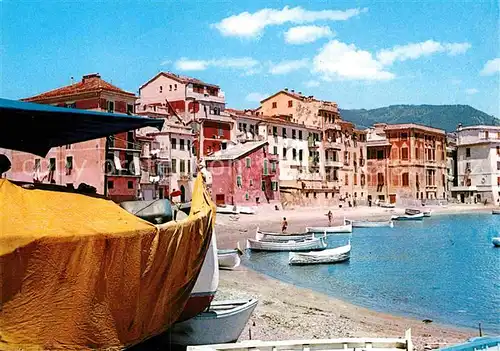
left=391, top=213, right=424, bottom=221
left=405, top=208, right=421, bottom=216
left=346, top=219, right=394, bottom=228
left=306, top=221, right=352, bottom=234
left=492, top=209, right=500, bottom=215
left=289, top=242, right=351, bottom=265
left=246, top=236, right=327, bottom=251
left=492, top=237, right=500, bottom=247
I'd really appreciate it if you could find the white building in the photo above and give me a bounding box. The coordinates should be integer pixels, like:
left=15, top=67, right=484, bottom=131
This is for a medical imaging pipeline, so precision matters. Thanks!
left=452, top=125, right=500, bottom=204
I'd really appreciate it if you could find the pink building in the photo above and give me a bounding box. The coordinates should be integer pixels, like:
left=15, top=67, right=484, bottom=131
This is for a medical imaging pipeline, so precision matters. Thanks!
left=205, top=141, right=280, bottom=206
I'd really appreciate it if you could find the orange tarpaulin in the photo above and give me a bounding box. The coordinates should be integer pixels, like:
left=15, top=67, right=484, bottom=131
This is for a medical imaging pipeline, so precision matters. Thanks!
left=0, top=174, right=215, bottom=350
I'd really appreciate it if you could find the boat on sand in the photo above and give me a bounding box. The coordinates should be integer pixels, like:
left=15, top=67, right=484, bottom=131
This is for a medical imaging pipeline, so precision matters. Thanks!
left=218, top=244, right=243, bottom=270
left=492, top=209, right=500, bottom=215
left=246, top=236, right=327, bottom=251
left=289, top=242, right=351, bottom=265
left=255, top=228, right=313, bottom=241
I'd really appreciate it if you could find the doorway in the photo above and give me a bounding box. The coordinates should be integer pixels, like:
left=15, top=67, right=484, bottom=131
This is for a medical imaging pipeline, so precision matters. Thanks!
left=180, top=185, right=186, bottom=203
left=215, top=194, right=225, bottom=205
left=389, top=194, right=396, bottom=204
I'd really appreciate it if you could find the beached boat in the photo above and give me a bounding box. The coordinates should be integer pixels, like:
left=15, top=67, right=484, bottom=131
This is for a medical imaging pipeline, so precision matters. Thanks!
left=289, top=242, right=351, bottom=265
left=391, top=213, right=424, bottom=221
left=379, top=202, right=396, bottom=208
left=187, top=329, right=414, bottom=351
left=492, top=237, right=500, bottom=247
left=218, top=247, right=242, bottom=270
left=423, top=210, right=432, bottom=217
left=246, top=236, right=327, bottom=251
left=169, top=299, right=258, bottom=345
left=237, top=206, right=256, bottom=215
left=255, top=227, right=314, bottom=241
left=346, top=219, right=394, bottom=228
left=306, top=221, right=352, bottom=234
left=492, top=209, right=500, bottom=215
left=217, top=204, right=239, bottom=214
left=405, top=208, right=421, bottom=216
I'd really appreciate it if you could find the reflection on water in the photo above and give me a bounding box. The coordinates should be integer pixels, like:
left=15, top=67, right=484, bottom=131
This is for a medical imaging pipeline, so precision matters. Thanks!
left=243, top=213, right=500, bottom=332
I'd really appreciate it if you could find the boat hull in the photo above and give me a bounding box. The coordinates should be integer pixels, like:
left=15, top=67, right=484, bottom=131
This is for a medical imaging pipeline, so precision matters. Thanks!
left=218, top=251, right=241, bottom=270
left=347, top=220, right=394, bottom=228
left=246, top=237, right=327, bottom=251
left=391, top=213, right=424, bottom=221
left=306, top=223, right=352, bottom=233
left=289, top=244, right=351, bottom=265
left=255, top=228, right=313, bottom=242
left=492, top=209, right=500, bottom=215
left=169, top=299, right=258, bottom=345
left=492, top=238, right=500, bottom=247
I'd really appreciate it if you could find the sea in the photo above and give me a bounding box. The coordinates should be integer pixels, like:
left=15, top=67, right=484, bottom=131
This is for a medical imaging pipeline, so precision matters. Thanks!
left=243, top=212, right=500, bottom=333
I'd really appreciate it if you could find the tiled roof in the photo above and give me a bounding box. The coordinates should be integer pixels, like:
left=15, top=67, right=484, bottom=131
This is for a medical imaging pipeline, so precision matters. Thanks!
left=383, top=123, right=445, bottom=135
left=226, top=109, right=322, bottom=130
left=139, top=72, right=219, bottom=90
left=22, top=74, right=135, bottom=102
left=205, top=141, right=268, bottom=161
left=260, top=90, right=318, bottom=104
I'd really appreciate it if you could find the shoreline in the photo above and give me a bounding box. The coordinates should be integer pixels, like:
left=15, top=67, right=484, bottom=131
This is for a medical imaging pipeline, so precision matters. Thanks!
left=214, top=205, right=496, bottom=350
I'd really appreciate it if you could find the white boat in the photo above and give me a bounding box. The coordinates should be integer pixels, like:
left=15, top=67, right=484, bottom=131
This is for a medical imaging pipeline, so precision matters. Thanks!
left=306, top=221, right=352, bottom=234
left=492, top=237, right=500, bottom=247
left=405, top=208, right=421, bottom=216
left=380, top=202, right=396, bottom=208
left=237, top=206, right=256, bottom=215
left=289, top=242, right=351, bottom=265
left=255, top=227, right=314, bottom=241
left=169, top=299, right=258, bottom=345
left=492, top=209, right=500, bottom=215
left=218, top=245, right=242, bottom=270
left=391, top=213, right=424, bottom=221
left=423, top=210, right=432, bottom=217
left=346, top=219, right=394, bottom=228
left=187, top=329, right=413, bottom=351
left=246, top=237, right=327, bottom=251
left=217, top=205, right=239, bottom=214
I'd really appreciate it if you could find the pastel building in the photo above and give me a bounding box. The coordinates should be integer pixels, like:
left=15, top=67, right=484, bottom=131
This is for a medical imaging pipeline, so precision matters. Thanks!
left=451, top=125, right=500, bottom=204
left=9, top=73, right=139, bottom=202
left=205, top=141, right=280, bottom=206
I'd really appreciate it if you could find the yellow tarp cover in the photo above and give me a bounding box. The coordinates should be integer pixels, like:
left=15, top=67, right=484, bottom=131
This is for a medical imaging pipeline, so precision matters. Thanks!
left=0, top=174, right=215, bottom=350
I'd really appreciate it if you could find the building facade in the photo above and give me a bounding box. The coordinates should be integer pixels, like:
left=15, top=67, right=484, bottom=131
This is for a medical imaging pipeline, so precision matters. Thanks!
left=451, top=125, right=500, bottom=204
left=205, top=141, right=280, bottom=206
left=9, top=73, right=139, bottom=202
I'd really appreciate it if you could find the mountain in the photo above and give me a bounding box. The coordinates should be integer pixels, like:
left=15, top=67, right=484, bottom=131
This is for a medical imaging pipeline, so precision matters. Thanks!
left=339, top=105, right=499, bottom=132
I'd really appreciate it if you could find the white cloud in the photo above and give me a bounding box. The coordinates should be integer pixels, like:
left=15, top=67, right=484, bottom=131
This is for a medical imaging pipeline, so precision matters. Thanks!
left=284, top=25, right=334, bottom=44
left=312, top=40, right=394, bottom=81
left=480, top=58, right=500, bottom=76
left=213, top=6, right=367, bottom=38
left=175, top=57, right=259, bottom=71
left=245, top=92, right=268, bottom=102
left=269, top=59, right=309, bottom=75
left=160, top=59, right=172, bottom=66
left=376, top=40, right=471, bottom=65
left=465, top=88, right=479, bottom=95
left=304, top=80, right=320, bottom=87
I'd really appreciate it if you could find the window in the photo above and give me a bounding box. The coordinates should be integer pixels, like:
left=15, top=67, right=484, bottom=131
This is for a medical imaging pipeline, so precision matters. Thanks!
left=107, top=180, right=114, bottom=189
left=180, top=160, right=185, bottom=173
left=169, top=85, right=172, bottom=91
left=345, top=174, right=349, bottom=185
left=236, top=175, right=242, bottom=188
left=273, top=146, right=278, bottom=155
left=466, top=148, right=471, bottom=157
left=498, top=177, right=500, bottom=186
left=245, top=192, right=249, bottom=200
left=288, top=100, right=293, bottom=107
left=442, top=174, right=446, bottom=186
left=263, top=159, right=268, bottom=175
left=497, top=146, right=500, bottom=155
left=261, top=180, right=266, bottom=191
left=187, top=140, right=191, bottom=151
left=272, top=181, right=278, bottom=191
left=246, top=157, right=251, bottom=168
left=497, top=161, right=500, bottom=171
left=402, top=173, right=409, bottom=186
left=171, top=138, right=177, bottom=149
left=174, top=84, right=177, bottom=91
left=299, top=149, right=303, bottom=162
left=292, top=149, right=297, bottom=160
left=107, top=101, right=114, bottom=113
left=188, top=161, right=191, bottom=174
left=401, top=147, right=409, bottom=160
left=250, top=179, right=253, bottom=186
left=180, top=139, right=185, bottom=150
left=65, top=144, right=71, bottom=149
left=292, top=129, right=296, bottom=139
left=271, top=161, right=276, bottom=172
left=221, top=142, right=227, bottom=150
left=282, top=148, right=287, bottom=159
left=401, top=132, right=408, bottom=139
left=66, top=156, right=73, bottom=173
left=377, top=150, right=384, bottom=159
left=298, top=130, right=303, bottom=140
left=218, top=123, right=224, bottom=136
left=272, top=102, right=277, bottom=108
left=354, top=174, right=357, bottom=185
left=49, top=158, right=56, bottom=171
left=128, top=181, right=133, bottom=189
left=159, top=86, right=163, bottom=93
left=272, top=126, right=278, bottom=136
left=172, top=159, right=177, bottom=173
left=127, top=104, right=134, bottom=114
left=282, top=128, right=287, bottom=138
left=34, top=158, right=41, bottom=171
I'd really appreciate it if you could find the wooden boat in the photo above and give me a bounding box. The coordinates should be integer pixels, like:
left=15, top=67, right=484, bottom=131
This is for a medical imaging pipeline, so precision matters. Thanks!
left=255, top=227, right=313, bottom=242
left=187, top=329, right=413, bottom=351
left=492, top=237, right=500, bottom=247
left=346, top=219, right=394, bottom=228
left=237, top=206, right=256, bottom=215
left=379, top=202, right=396, bottom=208
left=405, top=208, right=421, bottom=216
left=391, top=212, right=424, bottom=221
left=423, top=210, right=432, bottom=217
left=306, top=221, right=352, bottom=234
left=217, top=204, right=239, bottom=214
left=492, top=209, right=500, bottom=215
left=289, top=242, right=351, bottom=265
left=246, top=236, right=327, bottom=251
left=218, top=245, right=243, bottom=270
left=438, top=336, right=500, bottom=351
left=169, top=299, right=258, bottom=345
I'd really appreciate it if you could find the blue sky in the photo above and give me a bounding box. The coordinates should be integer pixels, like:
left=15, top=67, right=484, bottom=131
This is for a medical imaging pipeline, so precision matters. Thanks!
left=1, top=1, right=499, bottom=117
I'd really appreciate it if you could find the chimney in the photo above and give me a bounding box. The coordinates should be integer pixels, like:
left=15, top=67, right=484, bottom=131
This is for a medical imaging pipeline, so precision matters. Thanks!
left=82, top=73, right=101, bottom=82
left=70, top=76, right=74, bottom=84
left=298, top=92, right=302, bottom=95
left=284, top=88, right=288, bottom=91
left=291, top=89, right=295, bottom=93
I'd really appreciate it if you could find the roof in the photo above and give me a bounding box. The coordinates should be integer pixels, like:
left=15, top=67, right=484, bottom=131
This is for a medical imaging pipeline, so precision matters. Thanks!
left=205, top=141, right=268, bottom=161
left=139, top=72, right=219, bottom=90
left=227, top=110, right=322, bottom=131
left=457, top=125, right=500, bottom=131
left=383, top=123, right=445, bottom=135
left=260, top=90, right=318, bottom=104
left=0, top=98, right=164, bottom=156
left=22, top=74, right=135, bottom=102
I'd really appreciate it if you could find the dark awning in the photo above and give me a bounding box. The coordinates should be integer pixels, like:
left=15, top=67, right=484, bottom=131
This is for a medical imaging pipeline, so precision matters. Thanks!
left=0, top=98, right=164, bottom=157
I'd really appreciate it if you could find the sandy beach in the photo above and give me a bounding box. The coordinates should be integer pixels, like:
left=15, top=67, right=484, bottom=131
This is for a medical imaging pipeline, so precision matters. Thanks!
left=214, top=204, right=496, bottom=350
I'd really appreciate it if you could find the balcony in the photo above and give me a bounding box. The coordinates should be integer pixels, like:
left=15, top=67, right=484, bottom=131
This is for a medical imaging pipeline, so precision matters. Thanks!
left=186, top=88, right=225, bottom=103
left=308, top=140, right=320, bottom=148
left=308, top=156, right=320, bottom=168
left=323, top=140, right=342, bottom=150
left=109, top=142, right=141, bottom=153
left=324, top=160, right=342, bottom=167
left=178, top=173, right=192, bottom=182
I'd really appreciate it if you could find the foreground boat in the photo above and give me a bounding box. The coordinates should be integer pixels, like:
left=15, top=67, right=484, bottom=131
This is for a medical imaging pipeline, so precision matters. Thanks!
left=217, top=204, right=239, bottom=214
left=492, top=237, right=500, bottom=247
left=423, top=210, right=432, bottom=217
left=246, top=236, right=327, bottom=251
left=391, top=213, right=424, bottom=221
left=405, top=208, right=421, bottom=216
left=346, top=219, right=394, bottom=228
left=492, top=209, right=500, bottom=215
left=169, top=299, right=258, bottom=345
left=218, top=248, right=242, bottom=270
left=306, top=221, right=352, bottom=234
left=255, top=228, right=314, bottom=241
left=237, top=206, right=256, bottom=215
left=289, top=242, right=351, bottom=265
left=187, top=329, right=413, bottom=351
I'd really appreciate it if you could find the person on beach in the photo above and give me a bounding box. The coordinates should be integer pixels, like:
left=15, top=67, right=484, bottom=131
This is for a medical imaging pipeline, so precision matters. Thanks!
left=281, top=217, right=288, bottom=233
left=327, top=211, right=333, bottom=226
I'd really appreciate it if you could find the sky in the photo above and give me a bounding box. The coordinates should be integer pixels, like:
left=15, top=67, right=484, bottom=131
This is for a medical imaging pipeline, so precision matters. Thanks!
left=1, top=1, right=499, bottom=117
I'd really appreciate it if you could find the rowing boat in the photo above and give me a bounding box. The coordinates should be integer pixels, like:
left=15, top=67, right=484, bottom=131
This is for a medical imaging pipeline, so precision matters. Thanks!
left=306, top=221, right=352, bottom=234
left=391, top=213, right=424, bottom=221
left=346, top=219, right=394, bottom=228
left=289, top=242, right=351, bottom=265
left=246, top=236, right=327, bottom=251
left=492, top=237, right=500, bottom=247
left=255, top=227, right=313, bottom=241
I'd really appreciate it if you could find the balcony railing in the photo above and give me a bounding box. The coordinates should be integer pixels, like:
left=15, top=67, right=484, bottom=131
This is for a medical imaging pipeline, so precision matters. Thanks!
left=308, top=140, right=320, bottom=148
left=186, top=89, right=225, bottom=103
left=323, top=140, right=342, bottom=149
left=179, top=173, right=192, bottom=181
left=324, top=121, right=340, bottom=130
left=324, top=160, right=342, bottom=167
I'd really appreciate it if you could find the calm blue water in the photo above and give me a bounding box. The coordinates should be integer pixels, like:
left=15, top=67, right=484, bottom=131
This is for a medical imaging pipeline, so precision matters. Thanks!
left=243, top=213, right=500, bottom=332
